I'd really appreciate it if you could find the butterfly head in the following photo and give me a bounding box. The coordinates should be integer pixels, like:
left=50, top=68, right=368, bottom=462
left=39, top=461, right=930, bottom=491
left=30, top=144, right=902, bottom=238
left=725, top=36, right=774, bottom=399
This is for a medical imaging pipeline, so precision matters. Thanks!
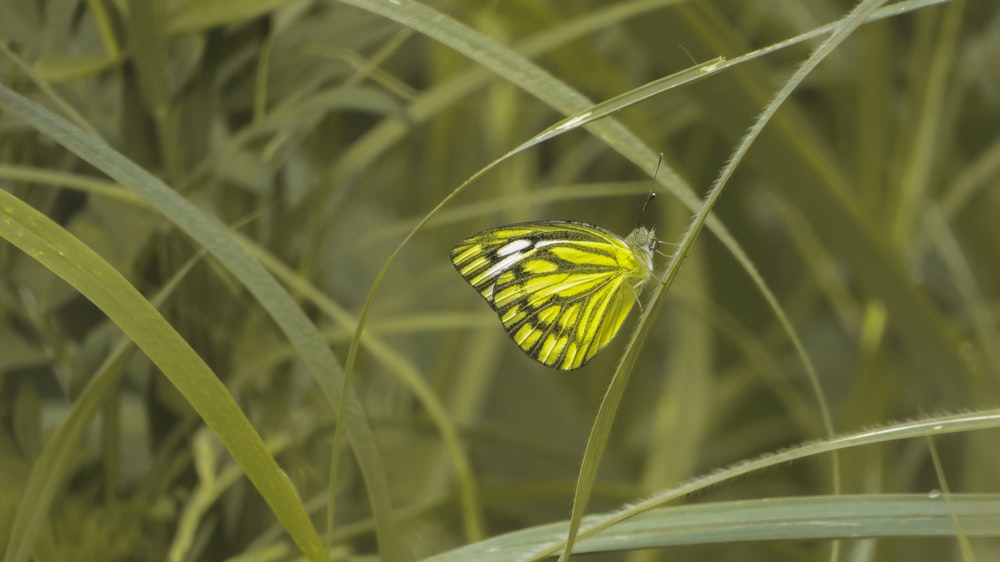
left=626, top=226, right=657, bottom=278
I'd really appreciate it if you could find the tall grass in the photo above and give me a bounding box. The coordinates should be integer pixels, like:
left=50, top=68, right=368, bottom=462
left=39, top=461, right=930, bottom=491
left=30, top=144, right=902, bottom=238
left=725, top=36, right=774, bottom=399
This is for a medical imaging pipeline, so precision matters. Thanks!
left=1, top=0, right=998, bottom=561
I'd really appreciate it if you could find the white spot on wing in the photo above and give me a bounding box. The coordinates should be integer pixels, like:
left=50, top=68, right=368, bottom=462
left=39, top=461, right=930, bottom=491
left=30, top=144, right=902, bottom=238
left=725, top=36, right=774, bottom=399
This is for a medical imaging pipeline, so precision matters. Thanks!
left=497, top=239, right=532, bottom=256
left=471, top=253, right=523, bottom=286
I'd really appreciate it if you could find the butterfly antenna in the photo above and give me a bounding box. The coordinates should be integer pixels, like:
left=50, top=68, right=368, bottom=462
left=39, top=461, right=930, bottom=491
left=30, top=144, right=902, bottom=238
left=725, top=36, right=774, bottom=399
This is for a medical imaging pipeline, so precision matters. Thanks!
left=639, top=153, right=663, bottom=225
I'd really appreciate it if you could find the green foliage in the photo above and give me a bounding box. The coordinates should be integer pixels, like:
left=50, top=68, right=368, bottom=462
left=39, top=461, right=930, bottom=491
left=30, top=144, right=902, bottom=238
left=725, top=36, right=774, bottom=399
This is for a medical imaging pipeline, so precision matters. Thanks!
left=1, top=0, right=999, bottom=560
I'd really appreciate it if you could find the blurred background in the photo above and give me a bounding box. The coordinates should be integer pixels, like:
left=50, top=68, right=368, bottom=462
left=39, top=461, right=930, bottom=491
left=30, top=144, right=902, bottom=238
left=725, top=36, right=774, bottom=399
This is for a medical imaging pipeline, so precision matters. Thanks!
left=1, top=0, right=998, bottom=560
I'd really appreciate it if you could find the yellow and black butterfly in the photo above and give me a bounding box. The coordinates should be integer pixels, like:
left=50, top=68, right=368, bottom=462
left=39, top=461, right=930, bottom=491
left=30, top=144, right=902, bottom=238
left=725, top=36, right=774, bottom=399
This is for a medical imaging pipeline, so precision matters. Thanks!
left=450, top=220, right=658, bottom=370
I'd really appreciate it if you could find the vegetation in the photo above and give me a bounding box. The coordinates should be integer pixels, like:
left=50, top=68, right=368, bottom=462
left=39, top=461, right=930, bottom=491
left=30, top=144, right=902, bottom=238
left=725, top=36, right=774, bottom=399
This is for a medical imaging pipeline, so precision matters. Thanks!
left=0, top=0, right=998, bottom=560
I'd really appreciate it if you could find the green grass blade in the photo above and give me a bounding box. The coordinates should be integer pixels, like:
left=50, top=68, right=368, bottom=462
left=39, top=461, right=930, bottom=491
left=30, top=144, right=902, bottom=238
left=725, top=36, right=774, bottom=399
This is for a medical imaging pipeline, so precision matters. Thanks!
left=0, top=189, right=324, bottom=562
left=0, top=83, right=401, bottom=561
left=424, top=494, right=1000, bottom=561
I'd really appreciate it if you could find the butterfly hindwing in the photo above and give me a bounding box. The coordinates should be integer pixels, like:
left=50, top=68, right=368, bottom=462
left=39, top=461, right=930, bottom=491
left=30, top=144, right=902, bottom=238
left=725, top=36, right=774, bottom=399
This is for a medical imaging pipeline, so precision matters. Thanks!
left=450, top=221, right=655, bottom=370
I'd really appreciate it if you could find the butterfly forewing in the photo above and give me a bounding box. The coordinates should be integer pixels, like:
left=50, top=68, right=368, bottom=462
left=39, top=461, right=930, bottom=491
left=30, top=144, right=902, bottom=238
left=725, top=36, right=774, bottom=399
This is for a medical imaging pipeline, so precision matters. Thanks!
left=450, top=221, right=654, bottom=370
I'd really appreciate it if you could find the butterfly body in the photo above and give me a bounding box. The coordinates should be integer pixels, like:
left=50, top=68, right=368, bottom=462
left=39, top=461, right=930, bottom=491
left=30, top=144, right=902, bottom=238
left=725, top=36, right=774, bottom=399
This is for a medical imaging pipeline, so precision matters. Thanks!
left=450, top=221, right=657, bottom=370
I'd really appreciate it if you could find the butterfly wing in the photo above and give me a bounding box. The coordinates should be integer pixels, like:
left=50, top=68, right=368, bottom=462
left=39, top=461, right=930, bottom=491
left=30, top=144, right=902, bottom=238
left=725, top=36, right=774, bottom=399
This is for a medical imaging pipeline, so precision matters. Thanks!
left=450, top=221, right=650, bottom=370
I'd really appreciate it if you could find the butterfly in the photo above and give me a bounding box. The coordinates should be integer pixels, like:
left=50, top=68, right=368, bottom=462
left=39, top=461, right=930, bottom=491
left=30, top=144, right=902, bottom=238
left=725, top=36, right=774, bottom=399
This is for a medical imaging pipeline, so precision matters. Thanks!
left=450, top=220, right=658, bottom=370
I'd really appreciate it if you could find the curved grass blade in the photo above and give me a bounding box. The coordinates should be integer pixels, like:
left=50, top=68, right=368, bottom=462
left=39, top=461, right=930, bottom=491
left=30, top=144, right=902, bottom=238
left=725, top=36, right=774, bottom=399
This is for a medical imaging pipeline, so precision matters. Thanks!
left=0, top=189, right=325, bottom=562
left=424, top=493, right=1000, bottom=562
left=0, top=82, right=400, bottom=561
